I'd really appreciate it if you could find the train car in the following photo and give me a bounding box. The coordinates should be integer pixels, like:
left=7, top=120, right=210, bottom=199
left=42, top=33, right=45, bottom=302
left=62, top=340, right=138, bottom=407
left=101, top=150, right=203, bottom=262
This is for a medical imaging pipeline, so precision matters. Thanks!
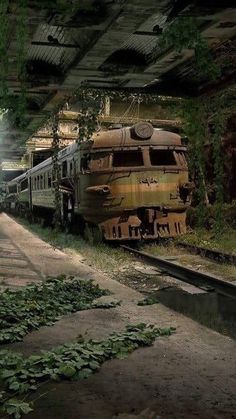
left=3, top=172, right=29, bottom=214
left=29, top=142, right=77, bottom=224
left=4, top=122, right=194, bottom=240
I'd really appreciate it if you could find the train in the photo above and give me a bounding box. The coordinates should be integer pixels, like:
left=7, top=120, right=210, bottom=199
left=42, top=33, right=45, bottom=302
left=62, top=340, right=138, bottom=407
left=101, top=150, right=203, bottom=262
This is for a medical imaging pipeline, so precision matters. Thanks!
left=2, top=122, right=194, bottom=240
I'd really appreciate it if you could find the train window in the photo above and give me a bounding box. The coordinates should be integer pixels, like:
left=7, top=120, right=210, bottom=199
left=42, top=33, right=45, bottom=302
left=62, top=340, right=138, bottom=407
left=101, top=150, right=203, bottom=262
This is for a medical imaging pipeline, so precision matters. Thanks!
left=21, top=179, right=28, bottom=191
left=48, top=174, right=52, bottom=188
left=44, top=173, right=48, bottom=189
left=70, top=161, right=73, bottom=175
left=62, top=161, right=67, bottom=177
left=150, top=150, right=176, bottom=166
left=81, top=154, right=91, bottom=172
left=113, top=151, right=144, bottom=167
left=90, top=152, right=110, bottom=171
left=9, top=185, right=17, bottom=194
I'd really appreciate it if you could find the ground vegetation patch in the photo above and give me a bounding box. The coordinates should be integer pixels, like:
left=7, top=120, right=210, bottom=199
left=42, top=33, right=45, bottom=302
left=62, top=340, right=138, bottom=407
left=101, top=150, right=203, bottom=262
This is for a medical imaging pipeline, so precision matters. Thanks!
left=0, top=275, right=117, bottom=344
left=0, top=324, right=174, bottom=418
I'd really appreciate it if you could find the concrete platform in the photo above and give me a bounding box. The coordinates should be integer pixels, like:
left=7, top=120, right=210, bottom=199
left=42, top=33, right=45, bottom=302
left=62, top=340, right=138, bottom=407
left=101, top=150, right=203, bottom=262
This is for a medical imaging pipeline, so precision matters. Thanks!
left=0, top=213, right=236, bottom=419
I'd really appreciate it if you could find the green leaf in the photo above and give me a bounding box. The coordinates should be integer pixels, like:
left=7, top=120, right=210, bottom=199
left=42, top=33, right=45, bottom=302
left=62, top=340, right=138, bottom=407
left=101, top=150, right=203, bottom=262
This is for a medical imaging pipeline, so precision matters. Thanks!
left=3, top=399, right=33, bottom=419
left=1, top=369, right=16, bottom=378
left=58, top=364, right=76, bottom=378
left=89, top=360, right=100, bottom=370
left=9, top=381, right=20, bottom=391
left=20, top=403, right=33, bottom=415
left=77, top=368, right=93, bottom=379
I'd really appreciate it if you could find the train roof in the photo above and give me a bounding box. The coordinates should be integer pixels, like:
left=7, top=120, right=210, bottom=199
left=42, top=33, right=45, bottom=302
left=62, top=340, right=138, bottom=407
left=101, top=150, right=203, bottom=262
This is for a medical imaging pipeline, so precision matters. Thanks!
left=29, top=157, right=52, bottom=175
left=7, top=123, right=183, bottom=184
left=29, top=142, right=78, bottom=175
left=8, top=172, right=27, bottom=185
left=88, top=123, right=183, bottom=150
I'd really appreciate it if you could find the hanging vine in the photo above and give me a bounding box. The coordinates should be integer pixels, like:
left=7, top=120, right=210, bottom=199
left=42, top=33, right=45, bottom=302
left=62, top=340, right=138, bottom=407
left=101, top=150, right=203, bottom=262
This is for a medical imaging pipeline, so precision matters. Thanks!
left=210, top=94, right=228, bottom=234
left=15, top=0, right=28, bottom=128
left=0, top=0, right=28, bottom=126
left=159, top=17, right=220, bottom=80
left=0, top=0, right=9, bottom=110
left=75, top=89, right=103, bottom=144
left=182, top=98, right=209, bottom=227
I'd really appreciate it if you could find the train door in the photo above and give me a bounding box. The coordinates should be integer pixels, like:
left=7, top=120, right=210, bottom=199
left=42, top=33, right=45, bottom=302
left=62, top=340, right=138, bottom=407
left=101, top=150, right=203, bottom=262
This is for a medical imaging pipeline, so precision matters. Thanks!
left=62, top=191, right=74, bottom=226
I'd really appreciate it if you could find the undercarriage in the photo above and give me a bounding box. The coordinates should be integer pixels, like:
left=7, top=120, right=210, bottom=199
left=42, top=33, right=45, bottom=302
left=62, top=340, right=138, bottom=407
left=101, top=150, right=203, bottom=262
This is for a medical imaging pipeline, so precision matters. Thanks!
left=99, top=208, right=187, bottom=240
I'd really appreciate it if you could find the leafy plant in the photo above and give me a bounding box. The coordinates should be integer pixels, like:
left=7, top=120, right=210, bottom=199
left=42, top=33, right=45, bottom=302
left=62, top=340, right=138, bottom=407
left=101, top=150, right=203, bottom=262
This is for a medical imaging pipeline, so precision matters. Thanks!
left=182, top=98, right=209, bottom=226
left=3, top=399, right=33, bottom=419
left=0, top=0, right=9, bottom=110
left=75, top=89, right=102, bottom=144
left=159, top=17, right=220, bottom=80
left=0, top=275, right=111, bottom=344
left=91, top=300, right=121, bottom=309
left=181, top=88, right=234, bottom=230
left=210, top=94, right=228, bottom=235
left=137, top=296, right=159, bottom=306
left=15, top=0, right=28, bottom=128
left=0, top=324, right=175, bottom=418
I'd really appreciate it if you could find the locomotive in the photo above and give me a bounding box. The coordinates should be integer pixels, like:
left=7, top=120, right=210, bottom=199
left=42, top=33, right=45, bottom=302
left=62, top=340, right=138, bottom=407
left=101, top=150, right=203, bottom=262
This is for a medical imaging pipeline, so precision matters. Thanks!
left=3, top=122, right=193, bottom=240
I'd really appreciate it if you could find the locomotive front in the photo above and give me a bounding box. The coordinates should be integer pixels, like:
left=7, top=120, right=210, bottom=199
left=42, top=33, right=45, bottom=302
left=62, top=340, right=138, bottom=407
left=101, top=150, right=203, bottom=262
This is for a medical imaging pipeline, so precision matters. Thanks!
left=78, top=122, right=193, bottom=240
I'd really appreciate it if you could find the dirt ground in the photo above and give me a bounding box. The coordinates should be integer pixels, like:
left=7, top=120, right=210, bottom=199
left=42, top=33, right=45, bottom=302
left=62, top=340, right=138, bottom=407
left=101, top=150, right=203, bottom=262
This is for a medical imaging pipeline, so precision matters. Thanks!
left=0, top=212, right=236, bottom=419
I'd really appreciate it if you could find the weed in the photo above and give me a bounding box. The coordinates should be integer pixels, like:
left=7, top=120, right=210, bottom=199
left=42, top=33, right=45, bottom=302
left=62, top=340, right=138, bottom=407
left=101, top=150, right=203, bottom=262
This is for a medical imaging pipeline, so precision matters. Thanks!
left=0, top=324, right=174, bottom=418
left=0, top=275, right=112, bottom=344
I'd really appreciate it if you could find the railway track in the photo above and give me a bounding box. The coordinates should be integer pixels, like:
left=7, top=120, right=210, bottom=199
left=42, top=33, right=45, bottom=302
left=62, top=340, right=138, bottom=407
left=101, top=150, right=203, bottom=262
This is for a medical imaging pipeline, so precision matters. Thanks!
left=121, top=245, right=236, bottom=299
left=176, top=241, right=236, bottom=266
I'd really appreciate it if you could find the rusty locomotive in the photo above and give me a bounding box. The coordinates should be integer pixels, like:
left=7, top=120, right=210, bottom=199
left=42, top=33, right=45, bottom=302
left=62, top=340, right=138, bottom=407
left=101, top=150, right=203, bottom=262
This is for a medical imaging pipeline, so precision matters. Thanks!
left=3, top=122, right=193, bottom=240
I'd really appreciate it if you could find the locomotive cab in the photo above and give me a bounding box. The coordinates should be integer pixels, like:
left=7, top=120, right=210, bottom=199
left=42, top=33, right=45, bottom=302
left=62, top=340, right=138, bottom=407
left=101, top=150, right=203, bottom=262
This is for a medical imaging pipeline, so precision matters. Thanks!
left=77, top=122, right=193, bottom=240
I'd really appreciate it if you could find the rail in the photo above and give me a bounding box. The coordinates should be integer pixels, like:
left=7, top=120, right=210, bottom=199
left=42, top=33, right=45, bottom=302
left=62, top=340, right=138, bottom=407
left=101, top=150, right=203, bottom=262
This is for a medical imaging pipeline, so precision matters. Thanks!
left=176, top=242, right=236, bottom=266
left=121, top=245, right=236, bottom=299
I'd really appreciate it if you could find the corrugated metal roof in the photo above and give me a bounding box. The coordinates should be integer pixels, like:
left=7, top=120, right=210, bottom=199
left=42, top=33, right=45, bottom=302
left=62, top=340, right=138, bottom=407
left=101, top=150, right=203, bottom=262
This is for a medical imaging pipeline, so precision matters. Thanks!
left=116, top=13, right=168, bottom=60
left=28, top=24, right=78, bottom=70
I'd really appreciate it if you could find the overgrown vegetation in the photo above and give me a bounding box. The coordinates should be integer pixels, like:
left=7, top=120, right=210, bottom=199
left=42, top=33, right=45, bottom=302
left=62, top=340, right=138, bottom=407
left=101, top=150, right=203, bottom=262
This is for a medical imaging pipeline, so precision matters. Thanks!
left=160, top=16, right=235, bottom=233
left=142, top=240, right=236, bottom=281
left=0, top=324, right=174, bottom=418
left=176, top=227, right=236, bottom=255
left=159, top=17, right=220, bottom=80
left=15, top=0, right=28, bottom=128
left=182, top=89, right=236, bottom=233
left=0, top=275, right=113, bottom=344
left=15, top=217, right=131, bottom=274
left=0, top=0, right=9, bottom=110
left=186, top=201, right=236, bottom=232
left=182, top=98, right=209, bottom=227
